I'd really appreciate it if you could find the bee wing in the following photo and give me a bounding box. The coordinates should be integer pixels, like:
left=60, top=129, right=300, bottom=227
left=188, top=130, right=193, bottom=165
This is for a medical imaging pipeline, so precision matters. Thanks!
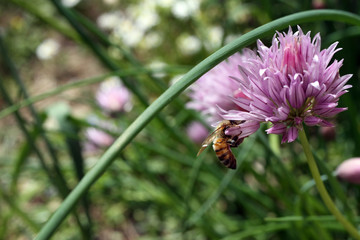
left=196, top=128, right=222, bottom=156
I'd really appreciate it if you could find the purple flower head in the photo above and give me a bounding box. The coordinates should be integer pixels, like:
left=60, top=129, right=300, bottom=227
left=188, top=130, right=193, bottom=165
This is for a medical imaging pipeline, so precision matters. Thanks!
left=222, top=26, right=352, bottom=143
left=186, top=50, right=255, bottom=124
left=186, top=121, right=209, bottom=144
left=336, top=158, right=360, bottom=184
left=96, top=77, right=132, bottom=115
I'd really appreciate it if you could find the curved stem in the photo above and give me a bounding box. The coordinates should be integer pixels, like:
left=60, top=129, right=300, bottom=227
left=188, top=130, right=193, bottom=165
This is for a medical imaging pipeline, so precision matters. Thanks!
left=298, top=129, right=360, bottom=239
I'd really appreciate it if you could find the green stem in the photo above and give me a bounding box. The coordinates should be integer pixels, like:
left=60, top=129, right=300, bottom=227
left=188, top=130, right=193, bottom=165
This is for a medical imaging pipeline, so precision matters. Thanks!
left=9, top=0, right=80, bottom=41
left=298, top=129, right=360, bottom=239
left=0, top=66, right=187, bottom=120
left=0, top=186, right=40, bottom=232
left=268, top=123, right=281, bottom=156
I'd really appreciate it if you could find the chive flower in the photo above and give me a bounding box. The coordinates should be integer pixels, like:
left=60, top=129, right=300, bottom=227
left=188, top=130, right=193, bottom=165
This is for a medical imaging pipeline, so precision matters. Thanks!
left=96, top=77, right=133, bottom=116
left=186, top=50, right=255, bottom=123
left=84, top=116, right=117, bottom=151
left=85, top=127, right=114, bottom=148
left=222, top=26, right=352, bottom=143
left=186, top=121, right=209, bottom=144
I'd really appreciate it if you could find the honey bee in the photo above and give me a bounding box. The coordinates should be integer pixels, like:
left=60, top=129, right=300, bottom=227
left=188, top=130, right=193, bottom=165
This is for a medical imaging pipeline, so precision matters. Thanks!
left=197, top=120, right=245, bottom=169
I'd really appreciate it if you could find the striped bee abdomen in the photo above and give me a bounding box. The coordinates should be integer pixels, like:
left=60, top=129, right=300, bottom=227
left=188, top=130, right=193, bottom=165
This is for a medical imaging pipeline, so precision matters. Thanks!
left=213, top=138, right=237, bottom=169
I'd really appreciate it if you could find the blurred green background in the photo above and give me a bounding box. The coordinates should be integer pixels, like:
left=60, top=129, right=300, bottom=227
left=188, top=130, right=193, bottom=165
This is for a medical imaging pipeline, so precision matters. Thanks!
left=1, top=0, right=360, bottom=239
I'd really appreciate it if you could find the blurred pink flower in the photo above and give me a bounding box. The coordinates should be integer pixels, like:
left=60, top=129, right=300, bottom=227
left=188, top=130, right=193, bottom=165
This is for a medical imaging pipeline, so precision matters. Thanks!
left=85, top=127, right=114, bottom=148
left=84, top=116, right=118, bottom=150
left=96, top=77, right=132, bottom=115
left=320, top=126, right=336, bottom=141
left=222, top=26, right=352, bottom=143
left=186, top=121, right=209, bottom=144
left=186, top=50, right=256, bottom=124
left=336, top=158, right=360, bottom=184
left=312, top=0, right=326, bottom=9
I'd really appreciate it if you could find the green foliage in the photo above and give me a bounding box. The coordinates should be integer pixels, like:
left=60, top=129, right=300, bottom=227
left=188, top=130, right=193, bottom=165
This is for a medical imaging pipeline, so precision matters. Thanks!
left=1, top=0, right=360, bottom=239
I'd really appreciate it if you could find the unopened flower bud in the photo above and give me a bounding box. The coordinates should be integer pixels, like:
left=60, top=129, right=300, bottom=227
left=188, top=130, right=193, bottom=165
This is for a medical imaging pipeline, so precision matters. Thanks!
left=336, top=158, right=360, bottom=184
left=320, top=126, right=336, bottom=141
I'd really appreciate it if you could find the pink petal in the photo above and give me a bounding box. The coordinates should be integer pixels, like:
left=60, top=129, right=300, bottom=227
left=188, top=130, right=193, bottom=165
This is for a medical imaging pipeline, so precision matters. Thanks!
left=266, top=123, right=286, bottom=134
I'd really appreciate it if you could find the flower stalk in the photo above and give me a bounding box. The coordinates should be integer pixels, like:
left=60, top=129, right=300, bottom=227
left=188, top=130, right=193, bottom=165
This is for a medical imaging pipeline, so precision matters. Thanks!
left=298, top=128, right=360, bottom=240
